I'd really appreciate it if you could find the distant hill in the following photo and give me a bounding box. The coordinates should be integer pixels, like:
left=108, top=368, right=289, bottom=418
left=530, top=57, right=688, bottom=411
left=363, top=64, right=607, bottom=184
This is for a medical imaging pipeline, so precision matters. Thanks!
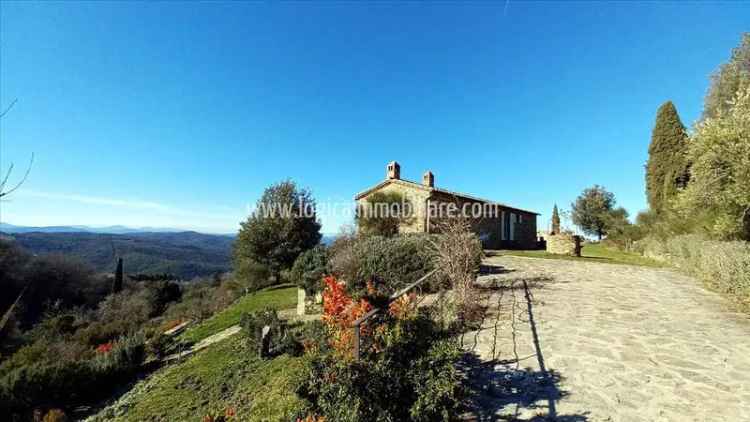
left=321, top=234, right=337, bottom=246
left=0, top=223, right=189, bottom=234
left=5, top=231, right=235, bottom=280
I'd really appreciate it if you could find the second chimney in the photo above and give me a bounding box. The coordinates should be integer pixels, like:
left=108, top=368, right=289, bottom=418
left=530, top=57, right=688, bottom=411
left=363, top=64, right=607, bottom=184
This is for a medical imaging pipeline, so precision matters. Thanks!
left=387, top=161, right=401, bottom=180
left=423, top=171, right=434, bottom=187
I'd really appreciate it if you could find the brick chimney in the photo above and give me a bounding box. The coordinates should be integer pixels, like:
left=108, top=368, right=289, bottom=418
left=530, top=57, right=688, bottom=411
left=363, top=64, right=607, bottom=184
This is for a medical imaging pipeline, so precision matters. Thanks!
left=387, top=161, right=400, bottom=180
left=423, top=171, right=434, bottom=187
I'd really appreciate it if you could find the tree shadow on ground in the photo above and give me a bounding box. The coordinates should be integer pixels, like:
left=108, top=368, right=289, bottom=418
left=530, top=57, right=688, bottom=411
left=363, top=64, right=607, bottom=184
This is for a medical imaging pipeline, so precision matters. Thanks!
left=460, top=277, right=589, bottom=421
left=479, top=263, right=516, bottom=275
left=476, top=276, right=551, bottom=292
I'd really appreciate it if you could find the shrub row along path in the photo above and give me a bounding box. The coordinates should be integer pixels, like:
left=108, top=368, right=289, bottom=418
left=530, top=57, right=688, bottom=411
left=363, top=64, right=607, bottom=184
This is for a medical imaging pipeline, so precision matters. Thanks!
left=461, top=255, right=750, bottom=421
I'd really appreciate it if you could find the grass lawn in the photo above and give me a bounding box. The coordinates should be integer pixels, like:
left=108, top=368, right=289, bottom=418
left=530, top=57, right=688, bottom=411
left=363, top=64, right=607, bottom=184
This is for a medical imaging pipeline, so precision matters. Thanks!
left=493, top=243, right=664, bottom=267
left=90, top=335, right=309, bottom=421
left=180, top=284, right=298, bottom=344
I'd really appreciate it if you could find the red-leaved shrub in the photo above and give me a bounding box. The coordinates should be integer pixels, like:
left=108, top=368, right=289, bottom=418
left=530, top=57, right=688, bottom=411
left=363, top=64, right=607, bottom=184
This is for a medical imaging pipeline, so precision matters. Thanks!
left=321, top=276, right=372, bottom=360
left=95, top=342, right=113, bottom=354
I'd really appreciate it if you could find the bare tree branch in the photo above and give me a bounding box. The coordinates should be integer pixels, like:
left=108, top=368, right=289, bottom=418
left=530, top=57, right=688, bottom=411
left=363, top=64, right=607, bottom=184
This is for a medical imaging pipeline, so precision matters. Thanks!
left=0, top=162, right=14, bottom=192
left=0, top=98, right=18, bottom=119
left=0, top=285, right=27, bottom=335
left=0, top=152, right=34, bottom=198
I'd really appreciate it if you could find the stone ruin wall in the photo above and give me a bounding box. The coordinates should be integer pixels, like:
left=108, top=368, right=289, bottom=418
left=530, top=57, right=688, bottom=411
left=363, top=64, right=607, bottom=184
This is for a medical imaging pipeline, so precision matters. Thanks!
left=546, top=232, right=581, bottom=256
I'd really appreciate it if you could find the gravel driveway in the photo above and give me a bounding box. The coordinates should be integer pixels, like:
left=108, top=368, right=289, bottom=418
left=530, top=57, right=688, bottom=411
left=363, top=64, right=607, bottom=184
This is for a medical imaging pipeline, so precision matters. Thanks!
left=461, top=255, right=750, bottom=421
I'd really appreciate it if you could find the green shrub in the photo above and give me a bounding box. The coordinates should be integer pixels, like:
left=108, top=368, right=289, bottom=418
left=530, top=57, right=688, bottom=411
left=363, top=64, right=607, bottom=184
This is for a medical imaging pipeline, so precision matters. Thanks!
left=240, top=308, right=298, bottom=358
left=146, top=281, right=182, bottom=317
left=76, top=289, right=154, bottom=345
left=233, top=259, right=273, bottom=292
left=298, top=313, right=463, bottom=421
left=291, top=246, right=329, bottom=295
left=89, top=332, right=146, bottom=374
left=146, top=332, right=173, bottom=360
left=408, top=339, right=464, bottom=421
left=603, top=222, right=649, bottom=251
left=161, top=281, right=217, bottom=323
left=0, top=360, right=94, bottom=415
left=329, top=234, right=435, bottom=297
left=356, top=191, right=415, bottom=237
left=0, top=333, right=145, bottom=417
left=288, top=320, right=329, bottom=355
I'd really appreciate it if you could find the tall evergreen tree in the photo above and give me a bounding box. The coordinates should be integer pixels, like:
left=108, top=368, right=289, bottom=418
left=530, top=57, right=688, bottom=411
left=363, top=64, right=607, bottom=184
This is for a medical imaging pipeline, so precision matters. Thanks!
left=551, top=204, right=561, bottom=234
left=645, top=101, right=689, bottom=213
left=112, top=257, right=123, bottom=293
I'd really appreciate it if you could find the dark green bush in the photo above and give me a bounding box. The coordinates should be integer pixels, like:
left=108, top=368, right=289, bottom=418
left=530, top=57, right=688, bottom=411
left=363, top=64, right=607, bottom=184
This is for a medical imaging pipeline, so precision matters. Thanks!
left=0, top=333, right=145, bottom=417
left=7, top=253, right=105, bottom=328
left=0, top=359, right=95, bottom=414
left=290, top=245, right=329, bottom=295
left=298, top=313, right=463, bottom=421
left=329, top=234, right=435, bottom=297
left=408, top=339, right=464, bottom=421
left=146, top=332, right=173, bottom=360
left=146, top=281, right=182, bottom=317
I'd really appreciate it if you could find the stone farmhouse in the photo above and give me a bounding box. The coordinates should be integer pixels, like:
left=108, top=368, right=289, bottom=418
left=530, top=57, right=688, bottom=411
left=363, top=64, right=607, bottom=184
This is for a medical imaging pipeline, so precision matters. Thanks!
left=355, top=161, right=539, bottom=249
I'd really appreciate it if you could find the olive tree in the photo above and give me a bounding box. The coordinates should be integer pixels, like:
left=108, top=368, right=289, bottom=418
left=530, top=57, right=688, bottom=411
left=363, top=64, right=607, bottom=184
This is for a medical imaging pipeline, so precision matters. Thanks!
left=677, top=86, right=750, bottom=240
left=571, top=185, right=627, bottom=240
left=234, top=180, right=322, bottom=289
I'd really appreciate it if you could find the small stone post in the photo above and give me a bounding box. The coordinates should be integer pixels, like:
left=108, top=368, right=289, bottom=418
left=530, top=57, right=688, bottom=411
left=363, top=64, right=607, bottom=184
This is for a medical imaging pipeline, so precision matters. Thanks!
left=297, top=288, right=306, bottom=316
left=259, top=325, right=271, bottom=358
left=573, top=235, right=583, bottom=257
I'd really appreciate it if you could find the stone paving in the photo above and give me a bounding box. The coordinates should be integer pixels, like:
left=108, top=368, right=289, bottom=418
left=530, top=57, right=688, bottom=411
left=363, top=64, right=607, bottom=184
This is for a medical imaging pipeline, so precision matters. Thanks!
left=461, top=255, right=750, bottom=422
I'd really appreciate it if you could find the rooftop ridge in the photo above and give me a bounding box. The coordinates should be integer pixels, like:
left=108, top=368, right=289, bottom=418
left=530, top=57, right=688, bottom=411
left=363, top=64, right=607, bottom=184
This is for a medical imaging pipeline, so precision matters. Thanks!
left=355, top=177, right=539, bottom=215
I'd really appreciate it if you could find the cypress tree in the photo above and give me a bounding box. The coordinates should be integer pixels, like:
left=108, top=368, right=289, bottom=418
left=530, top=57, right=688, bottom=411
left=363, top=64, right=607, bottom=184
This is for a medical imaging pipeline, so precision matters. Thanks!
left=551, top=204, right=561, bottom=234
left=113, top=257, right=123, bottom=293
left=645, top=101, right=689, bottom=213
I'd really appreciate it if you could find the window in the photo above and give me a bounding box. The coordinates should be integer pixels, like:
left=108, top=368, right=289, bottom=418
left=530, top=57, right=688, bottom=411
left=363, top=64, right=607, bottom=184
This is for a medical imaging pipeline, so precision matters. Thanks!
left=500, top=211, right=505, bottom=240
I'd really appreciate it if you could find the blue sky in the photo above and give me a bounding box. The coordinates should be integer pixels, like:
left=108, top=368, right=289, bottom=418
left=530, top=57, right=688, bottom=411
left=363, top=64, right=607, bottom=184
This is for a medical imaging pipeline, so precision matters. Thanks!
left=0, top=1, right=747, bottom=234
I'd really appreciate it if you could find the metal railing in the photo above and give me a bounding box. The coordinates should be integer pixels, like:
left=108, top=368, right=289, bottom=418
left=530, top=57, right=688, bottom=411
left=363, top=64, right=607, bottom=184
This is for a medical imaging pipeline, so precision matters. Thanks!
left=351, top=269, right=437, bottom=361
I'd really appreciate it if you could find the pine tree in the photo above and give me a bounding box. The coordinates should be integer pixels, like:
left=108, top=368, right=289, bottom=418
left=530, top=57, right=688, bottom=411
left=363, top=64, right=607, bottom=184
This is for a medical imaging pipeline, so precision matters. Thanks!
left=645, top=101, right=689, bottom=213
left=551, top=204, right=561, bottom=234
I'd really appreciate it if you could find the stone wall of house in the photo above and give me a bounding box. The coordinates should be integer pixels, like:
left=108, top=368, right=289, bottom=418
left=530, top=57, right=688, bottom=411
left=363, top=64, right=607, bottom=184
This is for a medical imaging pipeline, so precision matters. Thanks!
left=357, top=180, right=538, bottom=250
left=546, top=233, right=582, bottom=256
left=356, top=180, right=431, bottom=233
left=427, top=190, right=537, bottom=250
